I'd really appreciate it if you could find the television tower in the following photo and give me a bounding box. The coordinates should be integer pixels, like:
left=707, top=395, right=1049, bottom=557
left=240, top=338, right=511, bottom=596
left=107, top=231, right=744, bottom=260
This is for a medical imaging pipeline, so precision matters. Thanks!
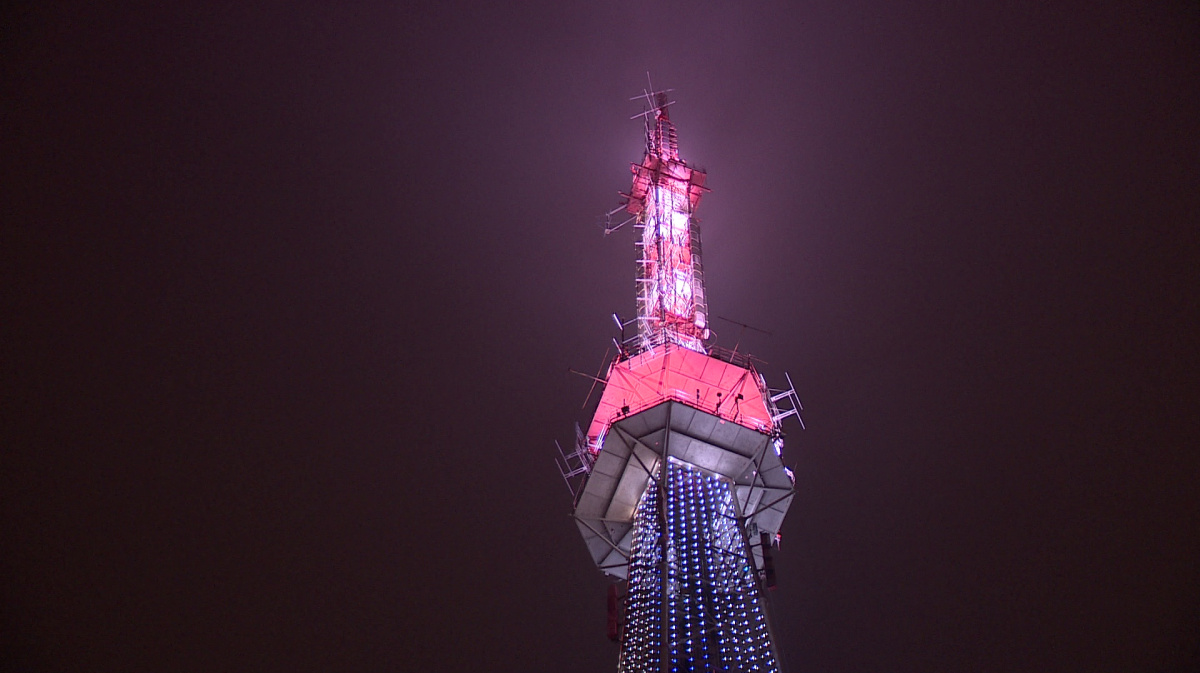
left=557, top=86, right=804, bottom=673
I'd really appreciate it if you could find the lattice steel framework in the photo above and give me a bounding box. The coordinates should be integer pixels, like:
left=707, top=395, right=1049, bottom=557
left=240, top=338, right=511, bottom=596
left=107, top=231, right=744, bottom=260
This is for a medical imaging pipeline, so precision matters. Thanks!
left=624, top=91, right=710, bottom=353
left=559, top=85, right=802, bottom=673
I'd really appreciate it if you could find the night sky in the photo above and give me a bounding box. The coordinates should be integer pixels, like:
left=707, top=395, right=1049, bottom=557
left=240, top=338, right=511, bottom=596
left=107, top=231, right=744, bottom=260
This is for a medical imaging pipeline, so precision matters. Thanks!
left=3, top=2, right=1198, bottom=672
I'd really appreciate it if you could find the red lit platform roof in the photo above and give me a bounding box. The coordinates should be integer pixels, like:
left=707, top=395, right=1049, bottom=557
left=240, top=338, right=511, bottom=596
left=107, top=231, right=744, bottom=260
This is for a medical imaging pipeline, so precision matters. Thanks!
left=587, top=344, right=774, bottom=449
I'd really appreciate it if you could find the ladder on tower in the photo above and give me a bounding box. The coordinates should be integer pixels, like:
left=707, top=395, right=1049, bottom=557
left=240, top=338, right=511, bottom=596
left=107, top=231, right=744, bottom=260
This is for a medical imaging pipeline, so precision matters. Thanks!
left=555, top=422, right=595, bottom=501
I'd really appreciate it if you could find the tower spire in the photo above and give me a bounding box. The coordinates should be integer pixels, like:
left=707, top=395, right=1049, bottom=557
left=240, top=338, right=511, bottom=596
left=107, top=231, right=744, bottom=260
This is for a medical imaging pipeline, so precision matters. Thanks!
left=623, top=87, right=709, bottom=352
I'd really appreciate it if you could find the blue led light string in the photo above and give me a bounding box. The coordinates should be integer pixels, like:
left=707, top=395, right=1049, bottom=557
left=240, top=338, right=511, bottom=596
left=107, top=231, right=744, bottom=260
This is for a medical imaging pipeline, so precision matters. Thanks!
left=618, top=462, right=779, bottom=673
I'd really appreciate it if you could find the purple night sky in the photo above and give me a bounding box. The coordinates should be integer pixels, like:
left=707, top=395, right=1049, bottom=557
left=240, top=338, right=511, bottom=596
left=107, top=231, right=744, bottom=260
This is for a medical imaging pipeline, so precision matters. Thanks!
left=3, top=2, right=1198, bottom=671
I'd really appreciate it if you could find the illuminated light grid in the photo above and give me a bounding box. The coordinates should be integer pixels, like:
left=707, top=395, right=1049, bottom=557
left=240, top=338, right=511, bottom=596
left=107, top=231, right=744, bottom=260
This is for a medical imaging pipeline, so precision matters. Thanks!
left=618, top=462, right=779, bottom=673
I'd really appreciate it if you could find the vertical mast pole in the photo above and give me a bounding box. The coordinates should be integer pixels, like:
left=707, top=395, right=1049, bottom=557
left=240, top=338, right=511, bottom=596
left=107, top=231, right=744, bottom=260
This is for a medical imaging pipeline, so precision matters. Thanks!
left=659, top=402, right=672, bottom=673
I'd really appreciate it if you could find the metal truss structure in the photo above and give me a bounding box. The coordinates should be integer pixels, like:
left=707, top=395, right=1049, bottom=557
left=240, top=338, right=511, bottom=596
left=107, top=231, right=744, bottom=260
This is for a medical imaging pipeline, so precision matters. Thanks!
left=624, top=90, right=711, bottom=353
left=559, top=85, right=802, bottom=673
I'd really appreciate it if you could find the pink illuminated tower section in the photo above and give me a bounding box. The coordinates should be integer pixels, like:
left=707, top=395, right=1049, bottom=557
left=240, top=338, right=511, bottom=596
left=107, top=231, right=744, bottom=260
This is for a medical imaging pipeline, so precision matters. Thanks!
left=557, top=88, right=804, bottom=673
left=625, top=91, right=711, bottom=352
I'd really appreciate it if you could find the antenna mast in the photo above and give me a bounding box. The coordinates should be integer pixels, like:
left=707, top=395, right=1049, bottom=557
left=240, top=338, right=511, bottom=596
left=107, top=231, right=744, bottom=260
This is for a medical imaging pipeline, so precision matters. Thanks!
left=622, top=81, right=710, bottom=353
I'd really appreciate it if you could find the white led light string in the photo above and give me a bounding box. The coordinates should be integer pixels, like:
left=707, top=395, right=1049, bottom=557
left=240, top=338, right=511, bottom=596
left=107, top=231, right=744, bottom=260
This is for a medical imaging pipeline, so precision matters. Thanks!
left=618, top=463, right=779, bottom=673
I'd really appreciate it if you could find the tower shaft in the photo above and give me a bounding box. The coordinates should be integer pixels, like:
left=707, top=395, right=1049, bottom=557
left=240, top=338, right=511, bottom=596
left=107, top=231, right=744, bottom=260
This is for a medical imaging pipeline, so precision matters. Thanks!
left=621, top=461, right=779, bottom=673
